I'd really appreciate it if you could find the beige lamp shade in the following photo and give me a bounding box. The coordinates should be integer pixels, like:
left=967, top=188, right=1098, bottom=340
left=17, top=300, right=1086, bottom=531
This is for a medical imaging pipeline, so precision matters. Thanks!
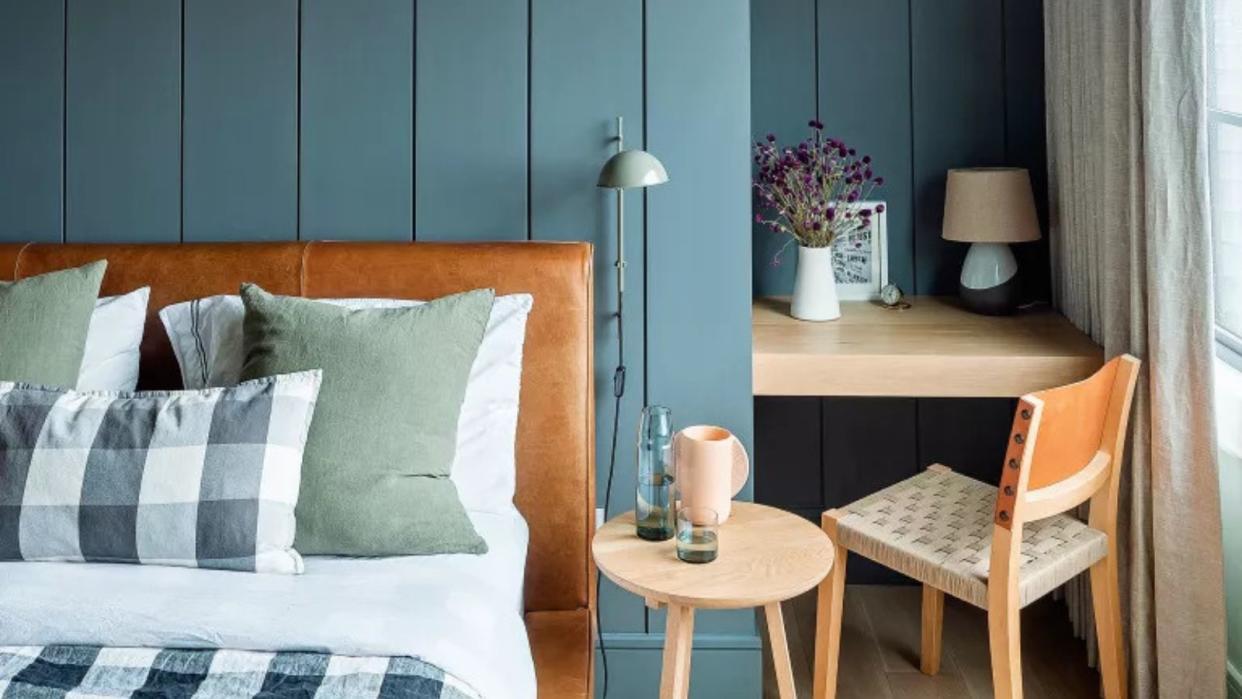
left=942, top=167, right=1041, bottom=243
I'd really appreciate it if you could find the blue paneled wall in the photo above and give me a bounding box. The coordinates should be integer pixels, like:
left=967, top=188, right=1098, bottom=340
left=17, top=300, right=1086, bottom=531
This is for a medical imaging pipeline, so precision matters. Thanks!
left=0, top=0, right=756, bottom=696
left=750, top=0, right=1051, bottom=587
left=753, top=0, right=1049, bottom=299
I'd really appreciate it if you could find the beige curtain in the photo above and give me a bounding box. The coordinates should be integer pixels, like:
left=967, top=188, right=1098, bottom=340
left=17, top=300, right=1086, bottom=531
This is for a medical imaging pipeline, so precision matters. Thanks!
left=1044, top=1, right=1225, bottom=697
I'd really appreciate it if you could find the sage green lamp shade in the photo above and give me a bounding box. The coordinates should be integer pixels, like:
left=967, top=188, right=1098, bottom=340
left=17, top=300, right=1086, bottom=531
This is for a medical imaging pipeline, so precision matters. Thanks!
left=597, top=149, right=669, bottom=189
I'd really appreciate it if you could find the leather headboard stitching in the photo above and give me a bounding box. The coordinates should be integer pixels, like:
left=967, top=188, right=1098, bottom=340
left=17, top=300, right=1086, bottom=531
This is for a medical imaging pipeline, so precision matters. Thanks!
left=299, top=241, right=312, bottom=296
left=0, top=241, right=595, bottom=615
left=12, top=242, right=32, bottom=278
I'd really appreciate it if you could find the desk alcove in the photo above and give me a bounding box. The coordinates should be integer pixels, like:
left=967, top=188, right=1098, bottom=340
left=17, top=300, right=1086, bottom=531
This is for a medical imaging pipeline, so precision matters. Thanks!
left=751, top=297, right=1103, bottom=582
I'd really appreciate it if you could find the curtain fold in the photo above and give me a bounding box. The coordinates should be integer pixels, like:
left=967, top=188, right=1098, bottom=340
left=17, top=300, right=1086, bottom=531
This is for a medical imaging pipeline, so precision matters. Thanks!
left=1044, top=1, right=1225, bottom=697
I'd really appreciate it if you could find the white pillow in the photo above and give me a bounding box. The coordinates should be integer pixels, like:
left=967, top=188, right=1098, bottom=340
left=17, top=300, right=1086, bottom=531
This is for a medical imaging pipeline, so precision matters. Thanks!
left=159, top=292, right=533, bottom=514
left=78, top=287, right=151, bottom=392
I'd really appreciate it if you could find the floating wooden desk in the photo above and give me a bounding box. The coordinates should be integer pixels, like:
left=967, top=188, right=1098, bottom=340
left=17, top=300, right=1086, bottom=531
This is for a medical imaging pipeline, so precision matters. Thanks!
left=753, top=296, right=1104, bottom=397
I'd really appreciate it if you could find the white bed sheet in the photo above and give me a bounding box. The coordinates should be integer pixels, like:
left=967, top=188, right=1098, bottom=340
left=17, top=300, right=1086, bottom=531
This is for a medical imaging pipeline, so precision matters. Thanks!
left=0, top=509, right=534, bottom=699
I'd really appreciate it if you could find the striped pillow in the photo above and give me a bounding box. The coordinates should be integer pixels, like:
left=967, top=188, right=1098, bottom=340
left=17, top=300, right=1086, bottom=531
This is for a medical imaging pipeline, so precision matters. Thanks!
left=0, top=370, right=321, bottom=574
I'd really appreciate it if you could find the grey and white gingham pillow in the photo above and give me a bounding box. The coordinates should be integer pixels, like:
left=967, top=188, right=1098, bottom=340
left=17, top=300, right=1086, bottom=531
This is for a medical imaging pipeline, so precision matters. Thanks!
left=0, top=370, right=321, bottom=574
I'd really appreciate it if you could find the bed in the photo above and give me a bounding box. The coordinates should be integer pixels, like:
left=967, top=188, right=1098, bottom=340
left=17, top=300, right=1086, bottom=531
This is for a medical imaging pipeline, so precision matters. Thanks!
left=0, top=241, right=596, bottom=699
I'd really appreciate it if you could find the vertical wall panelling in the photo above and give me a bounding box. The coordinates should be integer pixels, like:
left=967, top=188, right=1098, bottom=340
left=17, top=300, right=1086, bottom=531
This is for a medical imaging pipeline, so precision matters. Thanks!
left=820, top=398, right=918, bottom=504
left=416, top=1, right=528, bottom=241
left=1003, top=0, right=1051, bottom=302
left=819, top=0, right=915, bottom=293
left=0, top=0, right=64, bottom=242
left=65, top=0, right=181, bottom=242
left=750, top=0, right=817, bottom=297
left=910, top=0, right=1006, bottom=294
left=530, top=0, right=646, bottom=636
left=754, top=397, right=822, bottom=512
left=646, top=0, right=754, bottom=473
left=183, top=0, right=297, bottom=241
left=752, top=0, right=1045, bottom=297
left=915, top=398, right=1017, bottom=486
left=300, top=0, right=412, bottom=240
left=822, top=397, right=917, bottom=583
left=647, top=0, right=756, bottom=641
left=594, top=646, right=763, bottom=698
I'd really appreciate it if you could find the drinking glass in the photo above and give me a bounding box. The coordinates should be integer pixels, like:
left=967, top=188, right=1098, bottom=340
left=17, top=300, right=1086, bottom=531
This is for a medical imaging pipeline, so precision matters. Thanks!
left=676, top=506, right=719, bottom=563
left=636, top=405, right=675, bottom=541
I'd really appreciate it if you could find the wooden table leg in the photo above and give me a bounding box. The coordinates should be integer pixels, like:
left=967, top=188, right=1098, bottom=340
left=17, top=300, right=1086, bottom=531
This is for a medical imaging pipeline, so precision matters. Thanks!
left=660, top=603, right=695, bottom=699
left=764, top=601, right=796, bottom=699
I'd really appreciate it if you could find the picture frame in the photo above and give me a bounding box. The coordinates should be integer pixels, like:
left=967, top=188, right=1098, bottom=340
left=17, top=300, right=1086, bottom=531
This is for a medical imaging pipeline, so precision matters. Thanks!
left=832, top=200, right=888, bottom=301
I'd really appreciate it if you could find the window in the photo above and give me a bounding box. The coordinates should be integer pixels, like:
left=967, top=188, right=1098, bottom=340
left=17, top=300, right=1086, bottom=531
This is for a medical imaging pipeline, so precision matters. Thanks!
left=1209, top=0, right=1242, bottom=366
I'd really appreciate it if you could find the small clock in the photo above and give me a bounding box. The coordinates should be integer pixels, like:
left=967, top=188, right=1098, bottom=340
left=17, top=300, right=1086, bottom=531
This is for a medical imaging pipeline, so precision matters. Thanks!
left=879, top=283, right=910, bottom=310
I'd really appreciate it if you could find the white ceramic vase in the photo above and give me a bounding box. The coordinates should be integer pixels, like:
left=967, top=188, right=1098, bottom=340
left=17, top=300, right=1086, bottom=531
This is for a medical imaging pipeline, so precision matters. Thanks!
left=790, top=245, right=841, bottom=321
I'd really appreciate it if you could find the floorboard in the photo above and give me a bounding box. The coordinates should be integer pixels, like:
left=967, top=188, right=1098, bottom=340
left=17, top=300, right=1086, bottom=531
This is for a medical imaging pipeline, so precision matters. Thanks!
left=762, top=585, right=1100, bottom=699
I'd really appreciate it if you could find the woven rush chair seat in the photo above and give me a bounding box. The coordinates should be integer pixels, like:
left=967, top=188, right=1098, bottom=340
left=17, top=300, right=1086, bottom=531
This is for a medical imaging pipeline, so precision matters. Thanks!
left=836, top=467, right=1108, bottom=609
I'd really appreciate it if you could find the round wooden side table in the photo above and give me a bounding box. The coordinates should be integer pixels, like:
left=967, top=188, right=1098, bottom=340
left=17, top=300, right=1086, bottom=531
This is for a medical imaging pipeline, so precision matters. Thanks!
left=593, top=501, right=834, bottom=699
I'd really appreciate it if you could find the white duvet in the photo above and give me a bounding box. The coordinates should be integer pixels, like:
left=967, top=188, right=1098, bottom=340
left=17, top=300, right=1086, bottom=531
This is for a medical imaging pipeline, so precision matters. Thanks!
left=0, top=509, right=535, bottom=699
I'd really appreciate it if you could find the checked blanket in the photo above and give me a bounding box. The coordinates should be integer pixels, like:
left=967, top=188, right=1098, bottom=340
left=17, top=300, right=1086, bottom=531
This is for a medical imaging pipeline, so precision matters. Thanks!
left=0, top=646, right=481, bottom=698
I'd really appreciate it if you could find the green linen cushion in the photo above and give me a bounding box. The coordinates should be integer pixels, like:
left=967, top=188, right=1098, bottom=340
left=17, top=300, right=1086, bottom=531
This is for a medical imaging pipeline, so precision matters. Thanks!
left=0, top=260, right=107, bottom=387
left=239, top=283, right=494, bottom=556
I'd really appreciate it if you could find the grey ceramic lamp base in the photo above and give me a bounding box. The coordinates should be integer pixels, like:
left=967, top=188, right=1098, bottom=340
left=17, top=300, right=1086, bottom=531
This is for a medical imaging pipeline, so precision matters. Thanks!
left=959, top=242, right=1020, bottom=315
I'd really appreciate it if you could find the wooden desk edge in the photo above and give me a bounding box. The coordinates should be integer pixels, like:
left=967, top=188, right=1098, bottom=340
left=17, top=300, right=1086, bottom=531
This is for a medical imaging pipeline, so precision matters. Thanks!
left=752, top=352, right=1104, bottom=397
left=752, top=296, right=1105, bottom=397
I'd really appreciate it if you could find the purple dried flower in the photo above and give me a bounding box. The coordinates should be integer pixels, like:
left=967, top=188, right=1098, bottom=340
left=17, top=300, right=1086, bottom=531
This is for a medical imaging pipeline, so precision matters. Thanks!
left=874, top=177, right=885, bottom=186
left=751, top=121, right=883, bottom=257
left=875, top=203, right=886, bottom=213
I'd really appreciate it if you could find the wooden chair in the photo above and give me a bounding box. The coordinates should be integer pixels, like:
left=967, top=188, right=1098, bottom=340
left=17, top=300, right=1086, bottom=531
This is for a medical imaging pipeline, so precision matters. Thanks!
left=812, top=355, right=1140, bottom=699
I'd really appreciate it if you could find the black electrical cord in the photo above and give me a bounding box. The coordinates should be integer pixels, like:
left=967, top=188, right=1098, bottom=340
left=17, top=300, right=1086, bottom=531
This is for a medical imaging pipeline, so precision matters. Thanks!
left=597, top=273, right=626, bottom=699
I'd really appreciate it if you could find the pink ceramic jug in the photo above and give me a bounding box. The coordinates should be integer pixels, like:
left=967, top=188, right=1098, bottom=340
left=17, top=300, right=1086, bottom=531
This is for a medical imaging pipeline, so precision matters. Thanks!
left=673, top=425, right=749, bottom=523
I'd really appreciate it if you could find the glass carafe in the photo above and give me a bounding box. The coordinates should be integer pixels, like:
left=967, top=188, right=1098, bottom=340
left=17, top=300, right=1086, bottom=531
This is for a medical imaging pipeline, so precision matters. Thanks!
left=636, top=405, right=676, bottom=541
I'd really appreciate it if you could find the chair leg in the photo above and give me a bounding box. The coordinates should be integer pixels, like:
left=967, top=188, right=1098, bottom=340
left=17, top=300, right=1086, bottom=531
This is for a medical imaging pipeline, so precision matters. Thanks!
left=920, top=584, right=944, bottom=675
left=987, top=594, right=1023, bottom=699
left=1090, top=555, right=1127, bottom=699
left=813, top=511, right=848, bottom=699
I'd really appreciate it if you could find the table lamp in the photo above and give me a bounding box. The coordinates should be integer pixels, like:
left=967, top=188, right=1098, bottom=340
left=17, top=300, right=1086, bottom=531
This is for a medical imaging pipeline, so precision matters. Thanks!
left=941, top=167, right=1041, bottom=315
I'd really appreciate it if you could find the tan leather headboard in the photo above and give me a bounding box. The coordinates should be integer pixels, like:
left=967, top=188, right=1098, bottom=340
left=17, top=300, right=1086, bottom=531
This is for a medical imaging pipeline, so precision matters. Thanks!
left=0, top=241, right=595, bottom=615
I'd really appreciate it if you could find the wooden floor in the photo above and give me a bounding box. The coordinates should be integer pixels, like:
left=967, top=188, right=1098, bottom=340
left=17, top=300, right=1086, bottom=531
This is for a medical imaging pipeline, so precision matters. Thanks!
left=762, top=585, right=1101, bottom=699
